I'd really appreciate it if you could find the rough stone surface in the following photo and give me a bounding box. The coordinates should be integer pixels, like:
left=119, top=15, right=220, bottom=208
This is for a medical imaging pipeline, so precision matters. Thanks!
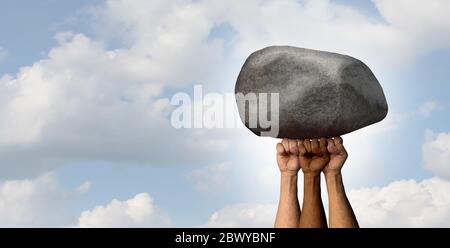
left=235, top=46, right=388, bottom=139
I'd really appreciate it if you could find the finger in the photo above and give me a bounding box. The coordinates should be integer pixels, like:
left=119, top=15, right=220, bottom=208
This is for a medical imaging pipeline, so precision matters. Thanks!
left=335, top=136, right=347, bottom=154
left=334, top=136, right=343, bottom=146
left=276, top=143, right=286, bottom=155
left=282, top=138, right=289, bottom=153
left=303, top=139, right=312, bottom=153
left=288, top=139, right=298, bottom=155
left=333, top=137, right=345, bottom=153
left=327, top=138, right=336, bottom=153
left=297, top=140, right=307, bottom=155
left=319, top=138, right=328, bottom=154
left=311, top=139, right=320, bottom=154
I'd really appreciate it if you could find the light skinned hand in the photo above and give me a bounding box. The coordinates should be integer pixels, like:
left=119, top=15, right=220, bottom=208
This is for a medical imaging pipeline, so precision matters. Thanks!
left=276, top=138, right=301, bottom=175
left=323, top=136, right=348, bottom=175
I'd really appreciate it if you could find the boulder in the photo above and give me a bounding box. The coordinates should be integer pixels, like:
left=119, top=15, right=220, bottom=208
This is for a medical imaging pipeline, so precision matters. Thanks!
left=235, top=46, right=388, bottom=139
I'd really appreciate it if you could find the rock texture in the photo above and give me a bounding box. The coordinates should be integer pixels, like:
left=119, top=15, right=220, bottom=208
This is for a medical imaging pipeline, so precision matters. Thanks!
left=235, top=46, right=388, bottom=139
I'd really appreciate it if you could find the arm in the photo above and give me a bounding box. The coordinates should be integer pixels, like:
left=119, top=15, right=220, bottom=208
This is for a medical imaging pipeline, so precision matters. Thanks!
left=275, top=172, right=301, bottom=227
left=299, top=172, right=327, bottom=227
left=324, top=137, right=359, bottom=228
left=298, top=139, right=328, bottom=228
left=274, top=139, right=301, bottom=228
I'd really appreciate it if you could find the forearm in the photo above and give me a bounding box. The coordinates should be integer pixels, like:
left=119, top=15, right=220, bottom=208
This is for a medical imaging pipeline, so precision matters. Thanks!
left=299, top=173, right=327, bottom=228
left=325, top=172, right=359, bottom=228
left=274, top=173, right=301, bottom=228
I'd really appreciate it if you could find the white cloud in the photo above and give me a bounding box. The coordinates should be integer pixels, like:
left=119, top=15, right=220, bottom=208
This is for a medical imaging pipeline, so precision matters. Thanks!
left=0, top=172, right=170, bottom=227
left=423, top=130, right=450, bottom=179
left=373, top=0, right=450, bottom=55
left=77, top=193, right=171, bottom=227
left=218, top=0, right=450, bottom=71
left=0, top=32, right=231, bottom=177
left=418, top=101, right=440, bottom=117
left=0, top=172, right=74, bottom=227
left=204, top=177, right=450, bottom=228
left=187, top=163, right=230, bottom=192
left=89, top=0, right=225, bottom=86
left=39, top=0, right=450, bottom=82
left=203, top=203, right=276, bottom=228
left=349, top=177, right=450, bottom=227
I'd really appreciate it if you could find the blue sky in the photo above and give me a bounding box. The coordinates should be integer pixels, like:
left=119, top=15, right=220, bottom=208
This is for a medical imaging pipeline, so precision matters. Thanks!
left=0, top=0, right=450, bottom=227
left=0, top=0, right=99, bottom=75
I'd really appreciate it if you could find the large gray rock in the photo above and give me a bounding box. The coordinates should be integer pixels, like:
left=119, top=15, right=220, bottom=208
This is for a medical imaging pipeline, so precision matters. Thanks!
left=235, top=46, right=388, bottom=139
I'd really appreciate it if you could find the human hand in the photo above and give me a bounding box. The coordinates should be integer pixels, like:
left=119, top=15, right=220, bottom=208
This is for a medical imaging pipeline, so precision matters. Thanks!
left=298, top=139, right=330, bottom=175
left=324, top=137, right=348, bottom=175
left=276, top=139, right=301, bottom=175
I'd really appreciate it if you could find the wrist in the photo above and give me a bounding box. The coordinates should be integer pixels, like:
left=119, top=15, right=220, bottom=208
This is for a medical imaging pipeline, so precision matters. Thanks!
left=302, top=171, right=321, bottom=177
left=302, top=172, right=322, bottom=199
left=324, top=172, right=345, bottom=196
left=280, top=172, right=298, bottom=197
left=303, top=173, right=321, bottom=187
left=280, top=170, right=299, bottom=176
left=324, top=171, right=342, bottom=177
